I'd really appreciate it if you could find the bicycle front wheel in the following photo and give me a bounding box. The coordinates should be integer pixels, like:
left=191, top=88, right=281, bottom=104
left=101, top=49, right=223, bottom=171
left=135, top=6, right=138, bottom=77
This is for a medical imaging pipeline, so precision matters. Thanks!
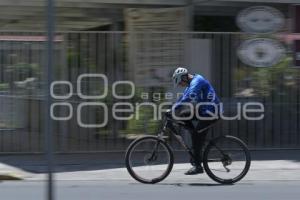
left=203, top=135, right=251, bottom=184
left=125, top=136, right=174, bottom=184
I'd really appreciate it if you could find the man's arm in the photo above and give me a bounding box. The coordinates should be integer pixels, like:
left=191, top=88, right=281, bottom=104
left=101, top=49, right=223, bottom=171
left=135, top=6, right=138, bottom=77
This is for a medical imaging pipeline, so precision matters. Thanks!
left=173, top=80, right=203, bottom=111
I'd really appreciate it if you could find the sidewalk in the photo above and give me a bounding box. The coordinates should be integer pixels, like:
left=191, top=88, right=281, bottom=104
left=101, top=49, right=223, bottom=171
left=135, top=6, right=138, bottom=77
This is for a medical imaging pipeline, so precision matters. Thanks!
left=0, top=150, right=300, bottom=182
left=23, top=160, right=300, bottom=183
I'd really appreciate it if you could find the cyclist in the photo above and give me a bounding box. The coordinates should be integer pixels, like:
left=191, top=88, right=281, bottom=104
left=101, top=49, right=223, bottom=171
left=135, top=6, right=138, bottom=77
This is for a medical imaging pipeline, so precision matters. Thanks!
left=168, top=67, right=221, bottom=175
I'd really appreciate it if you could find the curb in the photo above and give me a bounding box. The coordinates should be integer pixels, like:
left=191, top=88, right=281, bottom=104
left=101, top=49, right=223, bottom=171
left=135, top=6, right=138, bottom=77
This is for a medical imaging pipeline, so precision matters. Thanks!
left=0, top=172, right=23, bottom=180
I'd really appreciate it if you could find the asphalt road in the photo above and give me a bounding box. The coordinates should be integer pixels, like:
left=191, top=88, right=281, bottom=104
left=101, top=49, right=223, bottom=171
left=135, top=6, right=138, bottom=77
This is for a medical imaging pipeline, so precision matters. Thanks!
left=0, top=180, right=299, bottom=200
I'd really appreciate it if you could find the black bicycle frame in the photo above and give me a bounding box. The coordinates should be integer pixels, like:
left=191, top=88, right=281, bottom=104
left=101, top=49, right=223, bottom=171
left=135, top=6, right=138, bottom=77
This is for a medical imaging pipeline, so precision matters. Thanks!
left=158, top=117, right=226, bottom=163
left=158, top=118, right=196, bottom=160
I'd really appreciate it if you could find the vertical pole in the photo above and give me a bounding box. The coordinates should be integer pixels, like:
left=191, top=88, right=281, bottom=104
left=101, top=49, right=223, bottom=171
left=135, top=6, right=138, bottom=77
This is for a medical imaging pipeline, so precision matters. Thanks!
left=46, top=0, right=55, bottom=200
left=292, top=5, right=300, bottom=67
left=186, top=0, right=194, bottom=31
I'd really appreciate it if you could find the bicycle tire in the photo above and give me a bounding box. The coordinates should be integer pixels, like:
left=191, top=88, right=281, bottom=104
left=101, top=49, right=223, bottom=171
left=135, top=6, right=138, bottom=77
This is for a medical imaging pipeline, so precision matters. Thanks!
left=203, top=135, right=251, bottom=184
left=125, top=136, right=174, bottom=184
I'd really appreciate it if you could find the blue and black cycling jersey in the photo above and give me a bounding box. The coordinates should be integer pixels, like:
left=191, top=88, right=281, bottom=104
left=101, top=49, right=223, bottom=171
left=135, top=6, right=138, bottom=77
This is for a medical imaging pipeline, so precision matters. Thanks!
left=173, top=74, right=221, bottom=117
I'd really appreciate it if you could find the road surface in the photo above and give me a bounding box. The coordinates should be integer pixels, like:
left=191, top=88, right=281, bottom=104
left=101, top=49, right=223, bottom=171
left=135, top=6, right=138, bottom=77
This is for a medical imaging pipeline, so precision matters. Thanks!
left=0, top=180, right=299, bottom=200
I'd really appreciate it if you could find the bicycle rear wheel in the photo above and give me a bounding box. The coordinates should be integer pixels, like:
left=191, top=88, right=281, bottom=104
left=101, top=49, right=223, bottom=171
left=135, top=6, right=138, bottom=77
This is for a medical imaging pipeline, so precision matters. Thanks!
left=125, top=136, right=174, bottom=184
left=203, top=135, right=251, bottom=184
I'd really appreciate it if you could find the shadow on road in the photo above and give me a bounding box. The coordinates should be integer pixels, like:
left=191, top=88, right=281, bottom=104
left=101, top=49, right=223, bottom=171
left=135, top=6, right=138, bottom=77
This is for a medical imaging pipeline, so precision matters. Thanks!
left=188, top=183, right=232, bottom=186
left=160, top=183, right=228, bottom=187
left=129, top=182, right=228, bottom=187
left=0, top=153, right=126, bottom=173
left=134, top=182, right=246, bottom=187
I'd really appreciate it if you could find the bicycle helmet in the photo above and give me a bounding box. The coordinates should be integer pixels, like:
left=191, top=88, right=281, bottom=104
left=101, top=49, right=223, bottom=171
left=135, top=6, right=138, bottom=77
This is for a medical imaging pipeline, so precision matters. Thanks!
left=172, top=67, right=188, bottom=86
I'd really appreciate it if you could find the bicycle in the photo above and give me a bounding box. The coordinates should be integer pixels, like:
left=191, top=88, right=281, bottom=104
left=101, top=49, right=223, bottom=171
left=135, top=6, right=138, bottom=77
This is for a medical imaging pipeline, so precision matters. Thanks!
left=125, top=114, right=251, bottom=184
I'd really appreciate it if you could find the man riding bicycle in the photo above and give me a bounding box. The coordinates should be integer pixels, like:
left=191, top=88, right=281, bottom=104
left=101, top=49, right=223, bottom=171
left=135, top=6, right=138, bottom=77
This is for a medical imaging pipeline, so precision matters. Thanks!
left=168, top=67, right=221, bottom=175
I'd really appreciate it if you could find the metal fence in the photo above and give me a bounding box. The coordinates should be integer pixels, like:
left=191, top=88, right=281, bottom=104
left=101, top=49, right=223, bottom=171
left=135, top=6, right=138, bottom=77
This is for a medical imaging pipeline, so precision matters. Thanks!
left=0, top=31, right=299, bottom=153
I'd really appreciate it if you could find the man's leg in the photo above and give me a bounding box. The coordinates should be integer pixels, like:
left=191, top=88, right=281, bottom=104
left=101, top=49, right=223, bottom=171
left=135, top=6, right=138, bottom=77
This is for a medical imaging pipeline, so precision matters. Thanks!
left=184, top=130, right=207, bottom=174
left=192, top=129, right=208, bottom=166
left=185, top=119, right=215, bottom=175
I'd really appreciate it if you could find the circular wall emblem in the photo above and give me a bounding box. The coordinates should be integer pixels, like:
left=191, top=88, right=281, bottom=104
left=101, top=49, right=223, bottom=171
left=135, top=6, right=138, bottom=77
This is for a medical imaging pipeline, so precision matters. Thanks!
left=237, top=38, right=286, bottom=67
left=237, top=6, right=285, bottom=33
